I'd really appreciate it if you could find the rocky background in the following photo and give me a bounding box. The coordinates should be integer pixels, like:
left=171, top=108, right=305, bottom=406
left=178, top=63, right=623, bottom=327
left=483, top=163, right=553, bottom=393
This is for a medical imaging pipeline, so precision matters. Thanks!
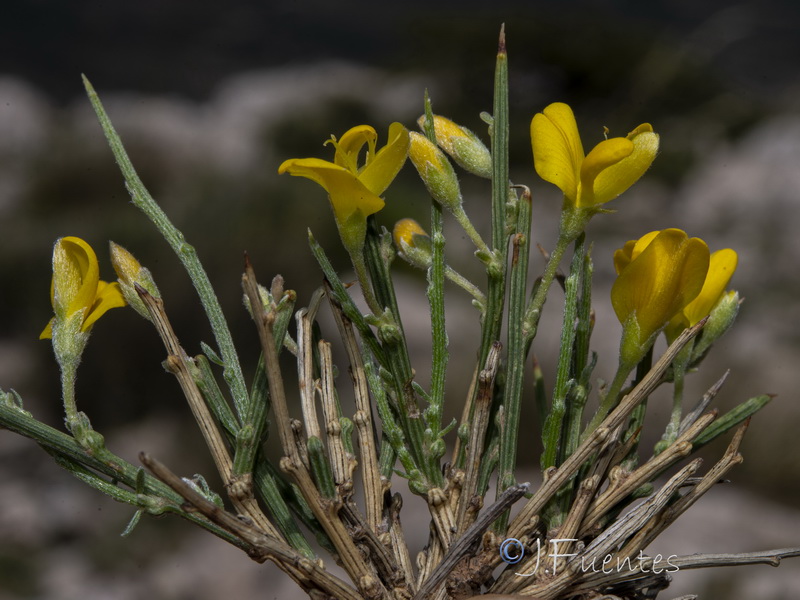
left=1, top=1, right=799, bottom=598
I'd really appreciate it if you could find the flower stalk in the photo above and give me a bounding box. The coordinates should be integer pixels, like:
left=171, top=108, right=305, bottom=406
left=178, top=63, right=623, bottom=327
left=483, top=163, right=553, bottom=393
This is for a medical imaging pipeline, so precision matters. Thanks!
left=1, top=31, right=794, bottom=600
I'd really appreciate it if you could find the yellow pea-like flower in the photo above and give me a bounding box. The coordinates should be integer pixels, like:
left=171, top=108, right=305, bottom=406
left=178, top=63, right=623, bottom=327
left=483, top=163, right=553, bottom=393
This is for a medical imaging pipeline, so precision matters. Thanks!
left=278, top=123, right=409, bottom=255
left=40, top=236, right=126, bottom=339
left=531, top=102, right=659, bottom=208
left=611, top=229, right=709, bottom=362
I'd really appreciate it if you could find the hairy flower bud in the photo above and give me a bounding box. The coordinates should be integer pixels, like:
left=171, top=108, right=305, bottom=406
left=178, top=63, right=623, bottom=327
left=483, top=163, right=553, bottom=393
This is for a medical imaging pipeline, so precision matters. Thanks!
left=110, top=241, right=160, bottom=321
left=393, top=218, right=432, bottom=270
left=408, top=132, right=462, bottom=211
left=418, top=114, right=492, bottom=178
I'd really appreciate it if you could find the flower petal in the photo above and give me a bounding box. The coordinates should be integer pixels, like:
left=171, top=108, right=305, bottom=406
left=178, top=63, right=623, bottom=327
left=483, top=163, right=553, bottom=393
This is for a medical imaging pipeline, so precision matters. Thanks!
left=592, top=128, right=659, bottom=205
left=333, top=125, right=378, bottom=173
left=612, top=230, right=660, bottom=274
left=52, top=237, right=100, bottom=321
left=83, top=281, right=126, bottom=331
left=278, top=158, right=384, bottom=222
left=612, top=229, right=709, bottom=344
left=579, top=137, right=634, bottom=206
left=531, top=103, right=584, bottom=202
left=358, top=122, right=409, bottom=196
left=39, top=318, right=54, bottom=340
left=682, top=248, right=738, bottom=326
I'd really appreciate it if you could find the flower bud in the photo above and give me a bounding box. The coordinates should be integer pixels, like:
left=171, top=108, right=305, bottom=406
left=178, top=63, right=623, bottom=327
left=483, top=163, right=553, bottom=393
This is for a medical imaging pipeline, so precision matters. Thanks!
left=418, top=114, right=492, bottom=178
left=408, top=132, right=462, bottom=211
left=109, top=242, right=160, bottom=321
left=393, top=218, right=432, bottom=270
left=692, top=290, right=741, bottom=360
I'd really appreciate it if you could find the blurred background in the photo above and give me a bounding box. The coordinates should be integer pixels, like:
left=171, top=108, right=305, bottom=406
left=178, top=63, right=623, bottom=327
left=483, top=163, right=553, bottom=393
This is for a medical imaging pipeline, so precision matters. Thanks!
left=1, top=1, right=799, bottom=598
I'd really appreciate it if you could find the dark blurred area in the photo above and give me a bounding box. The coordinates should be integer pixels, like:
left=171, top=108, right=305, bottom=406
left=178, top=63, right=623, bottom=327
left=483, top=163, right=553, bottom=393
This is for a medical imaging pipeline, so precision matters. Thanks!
left=1, top=1, right=800, bottom=599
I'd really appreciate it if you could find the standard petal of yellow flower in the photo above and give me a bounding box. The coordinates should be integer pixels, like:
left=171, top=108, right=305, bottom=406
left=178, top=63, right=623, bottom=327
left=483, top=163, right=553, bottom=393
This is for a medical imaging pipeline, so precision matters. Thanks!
left=52, top=236, right=100, bottom=323
left=531, top=102, right=583, bottom=203
left=277, top=157, right=385, bottom=224
left=613, top=230, right=661, bottom=274
left=333, top=125, right=377, bottom=174
left=611, top=229, right=710, bottom=347
left=358, top=123, right=410, bottom=196
left=40, top=236, right=126, bottom=339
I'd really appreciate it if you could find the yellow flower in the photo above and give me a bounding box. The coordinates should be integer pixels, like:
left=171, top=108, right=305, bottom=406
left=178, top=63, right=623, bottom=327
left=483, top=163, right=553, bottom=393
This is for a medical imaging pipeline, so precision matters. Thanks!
left=665, top=248, right=738, bottom=343
left=40, top=237, right=126, bottom=339
left=278, top=123, right=409, bottom=254
left=611, top=229, right=709, bottom=362
left=531, top=102, right=659, bottom=208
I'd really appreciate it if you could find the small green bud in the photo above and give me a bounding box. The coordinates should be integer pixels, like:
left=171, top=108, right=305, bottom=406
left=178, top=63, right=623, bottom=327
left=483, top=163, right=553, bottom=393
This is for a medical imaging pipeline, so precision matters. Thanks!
left=429, top=438, right=446, bottom=459
left=408, top=131, right=462, bottom=211
left=693, top=290, right=740, bottom=360
left=418, top=114, right=492, bottom=178
left=393, top=218, right=433, bottom=270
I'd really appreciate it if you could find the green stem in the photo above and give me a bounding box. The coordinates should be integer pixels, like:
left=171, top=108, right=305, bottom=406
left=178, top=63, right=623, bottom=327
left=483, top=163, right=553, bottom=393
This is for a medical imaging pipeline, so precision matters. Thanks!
left=83, top=76, right=249, bottom=420
left=497, top=188, right=532, bottom=503
left=656, top=343, right=692, bottom=454
left=351, top=249, right=383, bottom=315
left=427, top=202, right=447, bottom=437
left=582, top=359, right=635, bottom=441
left=0, top=403, right=243, bottom=548
left=444, top=266, right=486, bottom=307
left=523, top=232, right=572, bottom=344
left=60, top=360, right=78, bottom=425
left=540, top=234, right=584, bottom=471
left=362, top=217, right=440, bottom=489
left=451, top=204, right=492, bottom=257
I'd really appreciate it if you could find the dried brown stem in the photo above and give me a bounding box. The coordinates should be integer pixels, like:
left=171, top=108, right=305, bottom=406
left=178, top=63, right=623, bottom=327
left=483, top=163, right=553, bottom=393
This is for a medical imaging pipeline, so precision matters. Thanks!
left=318, top=339, right=354, bottom=494
left=413, top=483, right=529, bottom=600
left=140, top=452, right=361, bottom=600
left=327, top=292, right=385, bottom=530
left=137, top=286, right=279, bottom=539
left=579, top=409, right=714, bottom=537
left=508, top=321, right=704, bottom=542
left=243, top=259, right=387, bottom=599
left=457, top=342, right=502, bottom=534
left=297, top=289, right=325, bottom=440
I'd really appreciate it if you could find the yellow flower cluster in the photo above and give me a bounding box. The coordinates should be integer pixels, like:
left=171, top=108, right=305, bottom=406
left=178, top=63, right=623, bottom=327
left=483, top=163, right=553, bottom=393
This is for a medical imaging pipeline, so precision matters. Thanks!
left=277, top=105, right=736, bottom=368
left=611, top=229, right=737, bottom=364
